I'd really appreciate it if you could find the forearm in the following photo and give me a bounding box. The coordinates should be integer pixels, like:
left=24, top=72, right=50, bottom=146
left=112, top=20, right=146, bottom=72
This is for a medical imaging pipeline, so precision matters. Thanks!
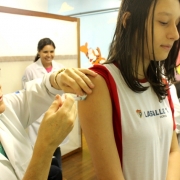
left=166, top=149, right=180, bottom=180
left=22, top=141, right=54, bottom=180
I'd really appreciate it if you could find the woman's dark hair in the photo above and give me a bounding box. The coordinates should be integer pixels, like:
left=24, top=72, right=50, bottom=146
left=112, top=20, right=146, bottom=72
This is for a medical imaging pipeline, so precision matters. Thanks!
left=34, top=38, right=56, bottom=62
left=106, top=0, right=180, bottom=101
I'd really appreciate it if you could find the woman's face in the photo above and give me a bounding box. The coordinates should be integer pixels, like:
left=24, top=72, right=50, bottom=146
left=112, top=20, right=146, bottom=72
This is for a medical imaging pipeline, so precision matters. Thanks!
left=145, top=0, right=180, bottom=61
left=0, top=85, right=5, bottom=113
left=38, top=45, right=55, bottom=66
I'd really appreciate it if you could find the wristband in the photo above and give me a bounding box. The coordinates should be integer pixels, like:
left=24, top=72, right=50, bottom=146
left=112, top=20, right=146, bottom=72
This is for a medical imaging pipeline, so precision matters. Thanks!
left=54, top=68, right=66, bottom=88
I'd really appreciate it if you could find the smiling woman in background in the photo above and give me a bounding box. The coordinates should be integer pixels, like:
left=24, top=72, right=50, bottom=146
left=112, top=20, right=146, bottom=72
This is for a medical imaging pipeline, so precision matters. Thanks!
left=22, top=38, right=65, bottom=146
left=22, top=37, right=64, bottom=87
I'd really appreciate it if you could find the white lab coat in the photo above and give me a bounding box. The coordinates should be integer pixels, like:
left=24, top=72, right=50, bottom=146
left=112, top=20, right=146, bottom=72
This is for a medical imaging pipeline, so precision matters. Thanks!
left=0, top=73, right=63, bottom=180
left=22, top=59, right=64, bottom=88
left=22, top=59, right=64, bottom=145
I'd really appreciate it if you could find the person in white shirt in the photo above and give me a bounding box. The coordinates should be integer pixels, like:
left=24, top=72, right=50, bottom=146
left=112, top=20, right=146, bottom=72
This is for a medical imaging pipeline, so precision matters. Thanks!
left=22, top=38, right=66, bottom=146
left=0, top=68, right=97, bottom=180
left=22, top=37, right=64, bottom=87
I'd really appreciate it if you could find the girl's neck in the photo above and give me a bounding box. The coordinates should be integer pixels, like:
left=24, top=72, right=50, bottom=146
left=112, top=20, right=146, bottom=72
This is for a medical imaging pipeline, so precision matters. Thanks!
left=134, top=58, right=150, bottom=79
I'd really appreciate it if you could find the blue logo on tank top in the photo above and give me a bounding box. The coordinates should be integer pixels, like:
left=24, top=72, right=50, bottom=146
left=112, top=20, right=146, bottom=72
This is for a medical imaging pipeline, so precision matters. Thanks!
left=144, top=108, right=168, bottom=118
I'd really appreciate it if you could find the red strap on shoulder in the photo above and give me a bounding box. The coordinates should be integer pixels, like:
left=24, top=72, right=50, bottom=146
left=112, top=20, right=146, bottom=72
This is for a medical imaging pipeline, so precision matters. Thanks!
left=167, top=88, right=176, bottom=130
left=162, top=79, right=176, bottom=130
left=89, top=64, right=123, bottom=167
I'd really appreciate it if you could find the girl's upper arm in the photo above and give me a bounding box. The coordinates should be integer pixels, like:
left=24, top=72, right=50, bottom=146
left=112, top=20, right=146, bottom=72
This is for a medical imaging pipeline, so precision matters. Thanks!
left=170, top=131, right=180, bottom=152
left=78, top=74, right=125, bottom=180
left=166, top=131, right=180, bottom=180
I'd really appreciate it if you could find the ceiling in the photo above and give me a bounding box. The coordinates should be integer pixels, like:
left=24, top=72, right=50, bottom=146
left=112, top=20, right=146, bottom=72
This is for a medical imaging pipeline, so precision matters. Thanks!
left=48, top=0, right=121, bottom=16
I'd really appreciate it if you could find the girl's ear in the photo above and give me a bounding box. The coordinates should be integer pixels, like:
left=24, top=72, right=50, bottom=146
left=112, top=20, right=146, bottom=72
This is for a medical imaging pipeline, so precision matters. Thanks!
left=122, top=12, right=131, bottom=28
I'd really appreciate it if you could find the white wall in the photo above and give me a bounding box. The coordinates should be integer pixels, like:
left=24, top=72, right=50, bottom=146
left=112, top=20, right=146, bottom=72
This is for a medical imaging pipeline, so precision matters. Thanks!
left=0, top=61, right=31, bottom=93
left=0, top=0, right=48, bottom=94
left=0, top=0, right=48, bottom=12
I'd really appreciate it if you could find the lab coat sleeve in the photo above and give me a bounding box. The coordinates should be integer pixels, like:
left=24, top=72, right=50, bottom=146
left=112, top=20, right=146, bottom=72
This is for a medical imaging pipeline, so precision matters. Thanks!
left=22, top=68, right=34, bottom=89
left=4, top=73, right=64, bottom=129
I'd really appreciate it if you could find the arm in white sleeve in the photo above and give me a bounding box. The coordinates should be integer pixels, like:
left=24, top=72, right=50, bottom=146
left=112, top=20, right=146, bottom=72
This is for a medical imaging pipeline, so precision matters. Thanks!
left=22, top=68, right=34, bottom=89
left=4, top=73, right=64, bottom=128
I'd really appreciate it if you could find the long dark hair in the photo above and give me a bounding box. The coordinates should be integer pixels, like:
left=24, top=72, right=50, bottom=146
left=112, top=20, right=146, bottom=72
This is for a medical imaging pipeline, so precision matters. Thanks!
left=34, top=38, right=56, bottom=62
left=106, top=0, right=180, bottom=101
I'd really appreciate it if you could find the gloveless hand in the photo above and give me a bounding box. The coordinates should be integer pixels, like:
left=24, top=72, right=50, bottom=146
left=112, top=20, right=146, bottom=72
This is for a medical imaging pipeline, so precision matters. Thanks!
left=35, top=94, right=77, bottom=151
left=56, top=68, right=97, bottom=96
